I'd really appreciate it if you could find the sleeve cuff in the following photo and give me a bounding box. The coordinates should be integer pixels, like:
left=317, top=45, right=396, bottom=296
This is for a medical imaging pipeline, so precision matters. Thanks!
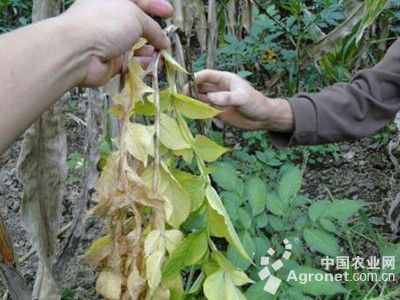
left=270, top=95, right=318, bottom=148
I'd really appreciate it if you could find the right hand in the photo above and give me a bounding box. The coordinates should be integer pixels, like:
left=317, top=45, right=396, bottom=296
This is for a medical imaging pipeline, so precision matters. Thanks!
left=185, top=70, right=294, bottom=132
left=184, top=70, right=273, bottom=130
left=62, top=0, right=172, bottom=87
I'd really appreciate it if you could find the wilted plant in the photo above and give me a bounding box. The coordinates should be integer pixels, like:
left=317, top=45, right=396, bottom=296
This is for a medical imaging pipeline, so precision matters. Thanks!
left=84, top=37, right=252, bottom=300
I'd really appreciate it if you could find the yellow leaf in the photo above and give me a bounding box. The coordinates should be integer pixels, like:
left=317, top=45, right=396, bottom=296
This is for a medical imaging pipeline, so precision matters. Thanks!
left=146, top=250, right=164, bottom=294
left=206, top=186, right=251, bottom=262
left=160, top=50, right=189, bottom=74
left=172, top=93, right=221, bottom=119
left=160, top=275, right=184, bottom=300
left=211, top=252, right=253, bottom=286
left=203, top=270, right=246, bottom=300
left=125, top=123, right=155, bottom=166
left=96, top=270, right=123, bottom=300
left=144, top=229, right=183, bottom=258
left=160, top=113, right=191, bottom=150
left=84, top=235, right=112, bottom=265
left=172, top=149, right=194, bottom=164
left=144, top=230, right=162, bottom=257
left=132, top=38, right=148, bottom=52
left=164, top=230, right=184, bottom=253
left=126, top=60, right=154, bottom=99
left=112, top=90, right=131, bottom=112
left=108, top=104, right=125, bottom=119
left=142, top=164, right=191, bottom=228
left=151, top=287, right=170, bottom=300
left=193, top=135, right=228, bottom=162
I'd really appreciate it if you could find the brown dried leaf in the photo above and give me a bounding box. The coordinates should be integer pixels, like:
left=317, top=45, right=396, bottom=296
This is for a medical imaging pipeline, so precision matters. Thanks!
left=96, top=270, right=123, bottom=300
left=126, top=266, right=145, bottom=300
left=84, top=235, right=113, bottom=266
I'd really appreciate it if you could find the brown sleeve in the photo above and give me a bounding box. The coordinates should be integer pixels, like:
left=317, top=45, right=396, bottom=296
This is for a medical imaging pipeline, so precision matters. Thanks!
left=271, top=38, right=400, bottom=148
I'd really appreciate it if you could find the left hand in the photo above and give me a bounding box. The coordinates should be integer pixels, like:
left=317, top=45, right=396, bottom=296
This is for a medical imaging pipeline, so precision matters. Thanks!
left=62, top=0, right=173, bottom=87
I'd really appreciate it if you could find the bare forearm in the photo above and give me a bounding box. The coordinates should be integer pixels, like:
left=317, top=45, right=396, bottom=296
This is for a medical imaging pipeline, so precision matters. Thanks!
left=0, top=16, right=88, bottom=153
left=262, top=97, right=294, bottom=133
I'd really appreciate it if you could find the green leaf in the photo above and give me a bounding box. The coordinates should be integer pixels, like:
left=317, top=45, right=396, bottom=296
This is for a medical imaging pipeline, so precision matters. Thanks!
left=325, top=200, right=362, bottom=222
left=266, top=192, right=285, bottom=216
left=221, top=191, right=245, bottom=207
left=187, top=272, right=205, bottom=295
left=355, top=0, right=389, bottom=43
left=172, top=93, right=221, bottom=119
left=309, top=200, right=330, bottom=222
left=255, top=213, right=268, bottom=229
left=245, top=280, right=276, bottom=300
left=303, top=228, right=339, bottom=257
left=133, top=88, right=171, bottom=116
left=227, top=231, right=255, bottom=270
left=319, top=218, right=337, bottom=234
left=269, top=215, right=285, bottom=232
left=211, top=163, right=241, bottom=193
left=160, top=113, right=191, bottom=150
left=245, top=177, right=267, bottom=216
left=254, top=235, right=270, bottom=264
left=163, top=230, right=208, bottom=279
left=203, top=270, right=247, bottom=300
left=173, top=170, right=206, bottom=212
left=237, top=207, right=252, bottom=230
left=287, top=266, right=348, bottom=296
left=278, top=166, right=303, bottom=204
left=380, top=242, right=400, bottom=274
left=206, top=186, right=251, bottom=261
left=237, top=70, right=253, bottom=79
left=193, top=135, right=228, bottom=162
left=224, top=201, right=238, bottom=221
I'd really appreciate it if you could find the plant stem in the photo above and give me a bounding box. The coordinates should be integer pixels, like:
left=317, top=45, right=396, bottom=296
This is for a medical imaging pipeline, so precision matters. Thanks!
left=185, top=266, right=196, bottom=293
left=151, top=52, right=162, bottom=192
left=296, top=0, right=302, bottom=92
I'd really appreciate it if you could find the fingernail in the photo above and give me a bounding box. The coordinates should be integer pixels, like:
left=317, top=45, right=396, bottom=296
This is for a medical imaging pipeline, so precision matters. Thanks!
left=160, top=1, right=173, bottom=12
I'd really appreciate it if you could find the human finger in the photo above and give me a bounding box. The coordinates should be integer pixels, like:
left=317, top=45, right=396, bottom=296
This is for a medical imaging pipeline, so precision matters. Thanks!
left=197, top=83, right=220, bottom=94
left=193, top=70, right=231, bottom=90
left=134, top=45, right=155, bottom=57
left=134, top=56, right=153, bottom=69
left=132, top=0, right=173, bottom=17
left=207, top=91, right=244, bottom=106
left=138, top=11, right=170, bottom=50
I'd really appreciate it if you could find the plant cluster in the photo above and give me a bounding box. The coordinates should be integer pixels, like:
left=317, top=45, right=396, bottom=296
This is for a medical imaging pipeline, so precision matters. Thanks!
left=85, top=39, right=252, bottom=300
left=208, top=154, right=400, bottom=299
left=0, top=0, right=31, bottom=33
